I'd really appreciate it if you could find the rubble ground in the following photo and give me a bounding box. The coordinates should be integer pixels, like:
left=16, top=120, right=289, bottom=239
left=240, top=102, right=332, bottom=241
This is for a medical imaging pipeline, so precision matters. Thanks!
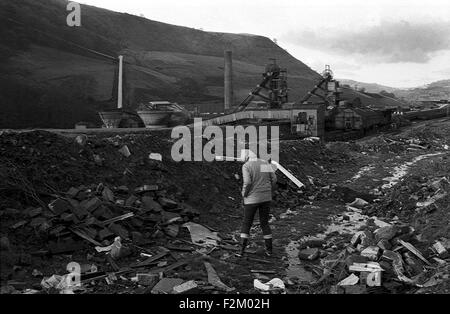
left=0, top=118, right=449, bottom=294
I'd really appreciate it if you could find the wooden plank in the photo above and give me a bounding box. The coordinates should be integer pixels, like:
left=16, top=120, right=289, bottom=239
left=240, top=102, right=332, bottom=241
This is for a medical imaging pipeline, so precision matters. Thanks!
left=100, top=212, right=134, bottom=226
left=271, top=160, right=305, bottom=189
left=106, top=255, right=120, bottom=272
left=166, top=244, right=195, bottom=252
left=246, top=257, right=272, bottom=264
left=399, top=240, right=431, bottom=266
left=146, top=260, right=189, bottom=274
left=250, top=270, right=277, bottom=274
left=131, top=251, right=169, bottom=268
left=69, top=227, right=102, bottom=246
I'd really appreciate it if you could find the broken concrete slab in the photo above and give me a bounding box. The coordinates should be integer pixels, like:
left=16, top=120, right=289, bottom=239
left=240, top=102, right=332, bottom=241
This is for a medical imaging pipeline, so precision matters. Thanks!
left=204, top=262, right=234, bottom=292
left=349, top=262, right=384, bottom=273
left=348, top=198, right=369, bottom=208
left=118, top=145, right=131, bottom=157
left=183, top=222, right=220, bottom=246
left=164, top=224, right=180, bottom=238
left=66, top=187, right=80, bottom=199
left=337, top=273, right=359, bottom=286
left=374, top=225, right=399, bottom=242
left=158, top=197, right=178, bottom=210
left=360, top=246, right=381, bottom=261
left=142, top=196, right=163, bottom=212
left=360, top=271, right=382, bottom=287
left=351, top=230, right=375, bottom=247
left=48, top=199, right=72, bottom=215
left=80, top=197, right=102, bottom=213
left=151, top=278, right=184, bottom=294
left=345, top=255, right=369, bottom=267
left=101, top=187, right=115, bottom=203
left=377, top=239, right=392, bottom=251
left=173, top=280, right=199, bottom=294
left=432, top=241, right=449, bottom=258
left=137, top=273, right=159, bottom=288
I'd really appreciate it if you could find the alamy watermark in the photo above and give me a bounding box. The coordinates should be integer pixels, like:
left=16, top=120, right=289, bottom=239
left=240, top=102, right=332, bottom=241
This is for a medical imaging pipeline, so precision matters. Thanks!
left=170, top=119, right=279, bottom=170
left=66, top=2, right=81, bottom=27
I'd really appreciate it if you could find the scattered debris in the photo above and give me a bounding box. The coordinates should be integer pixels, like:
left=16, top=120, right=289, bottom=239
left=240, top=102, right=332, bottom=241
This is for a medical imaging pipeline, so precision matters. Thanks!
left=337, top=274, right=359, bottom=286
left=204, top=262, right=234, bottom=292
left=183, top=223, right=221, bottom=247
left=151, top=278, right=184, bottom=294
left=254, top=278, right=286, bottom=294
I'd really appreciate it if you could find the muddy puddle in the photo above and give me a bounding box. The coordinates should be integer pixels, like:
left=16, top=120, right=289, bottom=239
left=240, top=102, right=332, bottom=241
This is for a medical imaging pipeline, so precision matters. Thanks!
left=381, top=152, right=444, bottom=189
left=284, top=205, right=391, bottom=282
left=347, top=165, right=375, bottom=182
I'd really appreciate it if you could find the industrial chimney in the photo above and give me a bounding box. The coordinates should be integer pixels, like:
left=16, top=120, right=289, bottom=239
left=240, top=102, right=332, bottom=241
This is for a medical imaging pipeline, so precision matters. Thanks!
left=117, top=55, right=124, bottom=109
left=224, top=50, right=233, bottom=111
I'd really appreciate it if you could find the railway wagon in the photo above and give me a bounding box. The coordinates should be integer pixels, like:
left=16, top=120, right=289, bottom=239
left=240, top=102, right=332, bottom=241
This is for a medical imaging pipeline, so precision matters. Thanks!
left=403, top=105, right=449, bottom=121
left=334, top=107, right=391, bottom=131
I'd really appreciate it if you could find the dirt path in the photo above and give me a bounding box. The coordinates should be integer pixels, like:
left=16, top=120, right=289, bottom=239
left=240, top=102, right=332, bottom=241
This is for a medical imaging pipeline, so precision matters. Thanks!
left=254, top=119, right=450, bottom=293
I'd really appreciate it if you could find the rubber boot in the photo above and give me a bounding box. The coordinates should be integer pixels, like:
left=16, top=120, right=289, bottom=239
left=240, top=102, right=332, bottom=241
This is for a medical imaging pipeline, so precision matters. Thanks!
left=264, top=238, right=273, bottom=257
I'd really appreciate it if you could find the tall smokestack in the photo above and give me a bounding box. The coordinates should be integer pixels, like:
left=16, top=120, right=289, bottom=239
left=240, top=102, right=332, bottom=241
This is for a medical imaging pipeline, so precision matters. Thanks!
left=224, top=50, right=233, bottom=111
left=117, top=55, right=124, bottom=109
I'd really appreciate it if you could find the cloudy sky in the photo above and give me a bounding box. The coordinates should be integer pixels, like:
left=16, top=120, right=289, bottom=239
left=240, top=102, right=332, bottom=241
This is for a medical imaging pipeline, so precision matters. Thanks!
left=81, top=0, right=450, bottom=88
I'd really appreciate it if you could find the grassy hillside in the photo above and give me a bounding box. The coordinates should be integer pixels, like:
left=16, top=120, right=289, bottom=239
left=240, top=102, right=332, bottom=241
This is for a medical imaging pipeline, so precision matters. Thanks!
left=393, top=79, right=450, bottom=104
left=0, top=0, right=320, bottom=128
left=338, top=79, right=400, bottom=94
left=339, top=78, right=450, bottom=105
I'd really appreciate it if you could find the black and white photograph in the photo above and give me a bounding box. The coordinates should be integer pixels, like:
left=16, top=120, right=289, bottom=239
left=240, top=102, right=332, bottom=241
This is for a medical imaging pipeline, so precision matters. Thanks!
left=0, top=0, right=449, bottom=303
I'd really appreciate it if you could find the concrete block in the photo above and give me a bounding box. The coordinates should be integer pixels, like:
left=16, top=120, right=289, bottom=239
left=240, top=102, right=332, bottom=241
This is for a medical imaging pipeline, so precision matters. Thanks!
left=102, top=187, right=115, bottom=202
left=137, top=273, right=159, bottom=288
left=142, top=196, right=163, bottom=212
left=81, top=197, right=102, bottom=213
left=66, top=187, right=80, bottom=198
left=377, top=239, right=392, bottom=251
left=374, top=225, right=398, bottom=242
left=151, top=278, right=184, bottom=294
left=173, top=280, right=198, bottom=294
left=432, top=242, right=449, bottom=258
left=361, top=246, right=381, bottom=261
left=48, top=199, right=72, bottom=215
